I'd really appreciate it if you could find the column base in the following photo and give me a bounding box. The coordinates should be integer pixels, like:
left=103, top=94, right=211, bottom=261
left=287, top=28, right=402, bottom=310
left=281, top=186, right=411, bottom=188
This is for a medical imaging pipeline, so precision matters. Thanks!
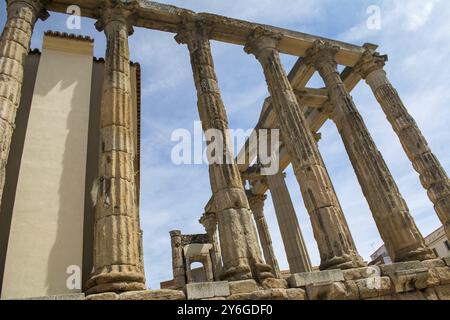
left=320, top=254, right=367, bottom=271
left=220, top=262, right=274, bottom=282
left=86, top=266, right=146, bottom=295
left=394, top=246, right=436, bottom=263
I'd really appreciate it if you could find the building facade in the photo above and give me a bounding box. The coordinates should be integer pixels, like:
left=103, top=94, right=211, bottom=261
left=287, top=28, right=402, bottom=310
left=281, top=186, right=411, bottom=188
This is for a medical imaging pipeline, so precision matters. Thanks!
left=0, top=31, right=141, bottom=300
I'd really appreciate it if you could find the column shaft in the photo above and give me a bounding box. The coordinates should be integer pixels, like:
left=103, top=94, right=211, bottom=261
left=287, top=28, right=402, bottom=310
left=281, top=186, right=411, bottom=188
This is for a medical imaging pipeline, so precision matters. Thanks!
left=200, top=213, right=223, bottom=281
left=245, top=28, right=365, bottom=270
left=170, top=231, right=186, bottom=288
left=86, top=3, right=145, bottom=294
left=247, top=192, right=281, bottom=278
left=0, top=0, right=47, bottom=206
left=306, top=41, right=435, bottom=262
left=356, top=52, right=450, bottom=241
left=267, top=172, right=312, bottom=273
left=176, top=21, right=273, bottom=282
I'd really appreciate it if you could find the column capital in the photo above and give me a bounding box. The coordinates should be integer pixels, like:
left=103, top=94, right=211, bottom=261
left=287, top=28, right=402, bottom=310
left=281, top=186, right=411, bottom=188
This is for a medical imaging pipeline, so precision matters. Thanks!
left=174, top=13, right=214, bottom=46
left=199, top=212, right=217, bottom=233
left=304, top=40, right=340, bottom=69
left=353, top=44, right=388, bottom=79
left=244, top=26, right=283, bottom=58
left=246, top=191, right=267, bottom=217
left=7, top=0, right=50, bottom=21
left=94, top=0, right=138, bottom=35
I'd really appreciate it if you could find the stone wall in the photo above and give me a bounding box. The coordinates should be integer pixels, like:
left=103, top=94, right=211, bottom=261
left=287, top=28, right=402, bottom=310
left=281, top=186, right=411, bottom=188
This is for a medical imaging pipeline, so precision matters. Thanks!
left=84, top=258, right=450, bottom=300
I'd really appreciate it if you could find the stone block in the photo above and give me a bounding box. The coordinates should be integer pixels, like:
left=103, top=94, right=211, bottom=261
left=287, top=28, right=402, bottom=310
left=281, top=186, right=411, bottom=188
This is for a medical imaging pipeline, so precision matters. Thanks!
left=289, top=270, right=344, bottom=288
left=379, top=261, right=429, bottom=293
left=357, top=277, right=392, bottom=300
left=261, top=278, right=288, bottom=289
left=422, top=259, right=446, bottom=268
left=119, top=290, right=185, bottom=300
left=86, top=293, right=119, bottom=300
left=343, top=266, right=380, bottom=281
left=286, top=288, right=306, bottom=300
left=305, top=282, right=347, bottom=300
left=395, top=291, right=427, bottom=300
left=435, top=266, right=450, bottom=285
left=228, top=289, right=288, bottom=301
left=343, top=281, right=360, bottom=300
left=379, top=261, right=422, bottom=276
left=229, top=280, right=258, bottom=295
left=423, top=288, right=439, bottom=300
left=186, top=282, right=230, bottom=300
left=435, top=284, right=450, bottom=300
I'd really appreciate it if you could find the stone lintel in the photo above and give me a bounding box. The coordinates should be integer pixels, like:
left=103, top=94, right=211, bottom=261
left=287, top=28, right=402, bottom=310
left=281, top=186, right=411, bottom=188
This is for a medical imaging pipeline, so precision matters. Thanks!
left=186, top=282, right=230, bottom=300
left=46, top=1, right=366, bottom=66
left=289, top=270, right=344, bottom=288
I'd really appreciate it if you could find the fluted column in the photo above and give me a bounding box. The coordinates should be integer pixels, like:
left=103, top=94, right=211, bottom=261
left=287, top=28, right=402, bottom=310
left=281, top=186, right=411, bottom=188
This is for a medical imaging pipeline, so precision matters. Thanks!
left=170, top=230, right=186, bottom=289
left=305, top=40, right=435, bottom=263
left=267, top=172, right=312, bottom=273
left=245, top=27, right=365, bottom=270
left=246, top=191, right=281, bottom=278
left=354, top=47, right=450, bottom=242
left=0, top=0, right=48, bottom=207
left=86, top=1, right=146, bottom=294
left=200, top=212, right=222, bottom=281
left=175, top=20, right=273, bottom=281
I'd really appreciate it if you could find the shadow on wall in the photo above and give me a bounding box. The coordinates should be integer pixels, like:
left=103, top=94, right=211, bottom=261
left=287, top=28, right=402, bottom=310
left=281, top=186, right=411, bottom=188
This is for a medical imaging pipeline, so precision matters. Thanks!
left=39, top=51, right=92, bottom=296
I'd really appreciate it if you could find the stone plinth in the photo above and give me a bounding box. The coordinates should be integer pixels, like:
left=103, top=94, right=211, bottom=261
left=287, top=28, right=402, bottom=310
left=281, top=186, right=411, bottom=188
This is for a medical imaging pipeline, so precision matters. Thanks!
left=185, top=281, right=230, bottom=300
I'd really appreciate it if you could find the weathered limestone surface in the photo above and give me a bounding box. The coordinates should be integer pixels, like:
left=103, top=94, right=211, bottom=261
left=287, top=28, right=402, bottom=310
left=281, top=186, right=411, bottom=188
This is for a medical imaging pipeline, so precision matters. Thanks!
left=380, top=261, right=434, bottom=293
left=289, top=270, right=344, bottom=288
left=175, top=18, right=272, bottom=282
left=267, top=172, right=312, bottom=274
left=247, top=192, right=281, bottom=278
left=305, top=40, right=435, bottom=263
left=169, top=230, right=186, bottom=288
left=355, top=46, right=450, bottom=241
left=200, top=213, right=223, bottom=281
left=86, top=290, right=185, bottom=300
left=185, top=281, right=230, bottom=300
left=86, top=0, right=145, bottom=294
left=119, top=290, right=186, bottom=300
left=0, top=0, right=48, bottom=208
left=229, top=280, right=259, bottom=295
left=245, top=27, right=365, bottom=271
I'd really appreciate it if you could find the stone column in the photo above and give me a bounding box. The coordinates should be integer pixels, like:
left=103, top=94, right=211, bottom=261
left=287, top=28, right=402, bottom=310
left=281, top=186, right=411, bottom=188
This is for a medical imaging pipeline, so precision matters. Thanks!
left=305, top=40, right=435, bottom=263
left=245, top=27, right=365, bottom=270
left=246, top=191, right=282, bottom=278
left=0, top=0, right=48, bottom=207
left=86, top=1, right=146, bottom=294
left=170, top=230, right=186, bottom=289
left=354, top=47, right=450, bottom=242
left=200, top=212, right=222, bottom=281
left=267, top=172, right=312, bottom=274
left=175, top=20, right=273, bottom=281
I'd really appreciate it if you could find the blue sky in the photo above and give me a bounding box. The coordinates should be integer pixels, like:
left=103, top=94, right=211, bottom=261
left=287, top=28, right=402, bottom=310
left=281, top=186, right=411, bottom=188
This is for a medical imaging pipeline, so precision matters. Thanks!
left=1, top=0, right=449, bottom=289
